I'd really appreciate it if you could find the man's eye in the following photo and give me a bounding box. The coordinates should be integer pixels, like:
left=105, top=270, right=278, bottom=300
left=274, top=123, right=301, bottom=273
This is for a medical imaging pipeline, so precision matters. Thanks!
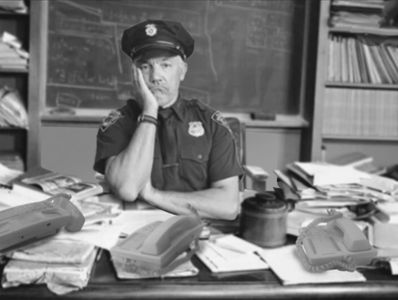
left=140, top=64, right=149, bottom=70
left=161, top=63, right=171, bottom=68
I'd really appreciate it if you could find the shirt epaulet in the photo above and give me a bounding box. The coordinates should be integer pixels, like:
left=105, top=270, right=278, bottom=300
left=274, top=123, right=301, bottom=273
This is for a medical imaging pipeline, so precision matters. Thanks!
left=186, top=98, right=209, bottom=111
left=210, top=110, right=232, bottom=134
left=100, top=109, right=124, bottom=132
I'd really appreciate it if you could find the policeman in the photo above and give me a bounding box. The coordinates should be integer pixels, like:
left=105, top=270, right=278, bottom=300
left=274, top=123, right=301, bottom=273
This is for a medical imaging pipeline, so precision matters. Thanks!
left=94, top=20, right=243, bottom=220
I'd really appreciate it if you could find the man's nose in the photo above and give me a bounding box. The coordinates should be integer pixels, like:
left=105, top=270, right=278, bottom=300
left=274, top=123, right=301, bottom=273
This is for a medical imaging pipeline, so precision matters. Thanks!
left=150, top=64, right=163, bottom=83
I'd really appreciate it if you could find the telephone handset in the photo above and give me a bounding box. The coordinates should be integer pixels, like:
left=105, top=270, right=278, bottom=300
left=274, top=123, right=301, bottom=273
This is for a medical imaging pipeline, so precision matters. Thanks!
left=296, top=213, right=377, bottom=272
left=0, top=193, right=85, bottom=253
left=110, top=214, right=204, bottom=275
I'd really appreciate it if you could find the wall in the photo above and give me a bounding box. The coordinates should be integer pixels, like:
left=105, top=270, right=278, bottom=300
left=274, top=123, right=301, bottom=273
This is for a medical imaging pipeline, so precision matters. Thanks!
left=40, top=124, right=302, bottom=189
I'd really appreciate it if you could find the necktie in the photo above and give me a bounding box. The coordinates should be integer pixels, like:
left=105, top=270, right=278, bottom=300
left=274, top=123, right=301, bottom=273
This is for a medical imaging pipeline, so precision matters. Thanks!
left=158, top=109, right=176, bottom=165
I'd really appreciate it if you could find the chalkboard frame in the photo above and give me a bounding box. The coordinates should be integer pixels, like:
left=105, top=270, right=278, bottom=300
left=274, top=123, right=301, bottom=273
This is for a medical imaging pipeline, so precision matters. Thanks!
left=37, top=0, right=313, bottom=128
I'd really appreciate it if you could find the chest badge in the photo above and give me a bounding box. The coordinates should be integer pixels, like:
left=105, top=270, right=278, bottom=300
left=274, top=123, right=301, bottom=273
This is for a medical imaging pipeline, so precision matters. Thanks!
left=188, top=121, right=204, bottom=137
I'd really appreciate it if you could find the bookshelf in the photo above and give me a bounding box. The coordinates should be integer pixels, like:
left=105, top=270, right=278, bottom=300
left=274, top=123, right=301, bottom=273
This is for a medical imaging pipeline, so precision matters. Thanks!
left=310, top=0, right=398, bottom=164
left=0, top=0, right=40, bottom=170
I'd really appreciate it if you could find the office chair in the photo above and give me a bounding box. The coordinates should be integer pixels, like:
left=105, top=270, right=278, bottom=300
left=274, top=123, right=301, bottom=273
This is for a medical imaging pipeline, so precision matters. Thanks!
left=224, top=117, right=269, bottom=193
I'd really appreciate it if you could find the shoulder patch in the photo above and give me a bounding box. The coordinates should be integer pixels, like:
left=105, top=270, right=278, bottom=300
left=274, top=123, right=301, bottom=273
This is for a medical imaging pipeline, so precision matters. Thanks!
left=100, top=110, right=123, bottom=132
left=211, top=111, right=231, bottom=132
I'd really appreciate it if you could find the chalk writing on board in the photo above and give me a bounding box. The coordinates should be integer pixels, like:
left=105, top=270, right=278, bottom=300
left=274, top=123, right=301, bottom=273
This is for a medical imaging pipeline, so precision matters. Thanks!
left=46, top=0, right=305, bottom=116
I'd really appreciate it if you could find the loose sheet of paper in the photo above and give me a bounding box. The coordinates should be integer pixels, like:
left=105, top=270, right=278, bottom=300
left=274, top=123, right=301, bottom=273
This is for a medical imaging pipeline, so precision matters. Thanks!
left=56, top=209, right=174, bottom=250
left=196, top=234, right=269, bottom=274
left=259, top=245, right=366, bottom=285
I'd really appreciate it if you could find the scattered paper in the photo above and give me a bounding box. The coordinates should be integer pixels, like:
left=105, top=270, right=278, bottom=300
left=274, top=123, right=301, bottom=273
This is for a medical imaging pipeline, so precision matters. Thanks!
left=259, top=245, right=366, bottom=285
left=56, top=209, right=174, bottom=250
left=196, top=235, right=269, bottom=274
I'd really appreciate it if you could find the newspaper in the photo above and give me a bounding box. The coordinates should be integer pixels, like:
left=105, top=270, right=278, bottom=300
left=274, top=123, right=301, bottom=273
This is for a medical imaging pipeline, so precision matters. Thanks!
left=20, top=171, right=104, bottom=201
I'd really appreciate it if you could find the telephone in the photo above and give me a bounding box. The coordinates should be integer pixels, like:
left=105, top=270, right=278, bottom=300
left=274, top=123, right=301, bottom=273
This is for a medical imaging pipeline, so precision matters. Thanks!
left=0, top=193, right=85, bottom=253
left=296, top=213, right=377, bottom=272
left=110, top=214, right=204, bottom=276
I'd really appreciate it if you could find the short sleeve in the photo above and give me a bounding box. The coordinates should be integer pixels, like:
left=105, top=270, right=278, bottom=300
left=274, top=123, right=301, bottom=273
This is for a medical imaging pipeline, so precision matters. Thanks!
left=207, top=119, right=243, bottom=182
left=93, top=101, right=140, bottom=174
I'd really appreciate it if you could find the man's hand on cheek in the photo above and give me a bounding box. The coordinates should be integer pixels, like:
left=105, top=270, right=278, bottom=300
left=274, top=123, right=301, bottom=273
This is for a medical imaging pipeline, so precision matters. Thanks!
left=131, top=64, right=158, bottom=113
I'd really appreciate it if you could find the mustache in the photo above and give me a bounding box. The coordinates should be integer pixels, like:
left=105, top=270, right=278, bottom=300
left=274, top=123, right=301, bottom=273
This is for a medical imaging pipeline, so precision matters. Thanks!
left=148, top=85, right=168, bottom=93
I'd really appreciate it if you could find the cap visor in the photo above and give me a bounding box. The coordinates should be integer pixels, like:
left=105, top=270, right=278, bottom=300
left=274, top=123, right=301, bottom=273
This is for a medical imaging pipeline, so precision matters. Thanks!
left=133, top=44, right=183, bottom=60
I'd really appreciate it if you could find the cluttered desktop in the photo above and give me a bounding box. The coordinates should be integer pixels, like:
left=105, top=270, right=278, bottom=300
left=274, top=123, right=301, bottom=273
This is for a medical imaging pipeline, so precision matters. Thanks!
left=1, top=153, right=398, bottom=299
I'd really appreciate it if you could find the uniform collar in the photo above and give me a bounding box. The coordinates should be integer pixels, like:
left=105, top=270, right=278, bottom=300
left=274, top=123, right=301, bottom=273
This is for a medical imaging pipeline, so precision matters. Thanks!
left=158, top=95, right=185, bottom=121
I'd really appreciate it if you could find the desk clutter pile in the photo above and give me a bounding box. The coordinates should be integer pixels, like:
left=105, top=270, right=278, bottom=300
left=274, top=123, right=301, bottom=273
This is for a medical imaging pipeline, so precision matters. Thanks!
left=275, top=153, right=398, bottom=269
left=1, top=152, right=398, bottom=295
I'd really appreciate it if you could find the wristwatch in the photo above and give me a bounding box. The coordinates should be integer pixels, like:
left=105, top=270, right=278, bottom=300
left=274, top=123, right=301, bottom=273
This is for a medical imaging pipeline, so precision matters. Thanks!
left=138, top=114, right=158, bottom=126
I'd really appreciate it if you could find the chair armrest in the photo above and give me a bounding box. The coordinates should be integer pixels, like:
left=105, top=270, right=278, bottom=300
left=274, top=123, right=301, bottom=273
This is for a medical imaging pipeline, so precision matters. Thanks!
left=243, top=165, right=269, bottom=191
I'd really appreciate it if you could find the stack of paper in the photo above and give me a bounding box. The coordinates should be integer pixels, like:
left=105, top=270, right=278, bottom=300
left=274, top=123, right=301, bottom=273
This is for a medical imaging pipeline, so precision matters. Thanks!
left=2, top=238, right=98, bottom=295
left=112, top=252, right=199, bottom=279
left=369, top=222, right=398, bottom=258
left=0, top=0, right=28, bottom=13
left=276, top=161, right=398, bottom=204
left=0, top=32, right=29, bottom=70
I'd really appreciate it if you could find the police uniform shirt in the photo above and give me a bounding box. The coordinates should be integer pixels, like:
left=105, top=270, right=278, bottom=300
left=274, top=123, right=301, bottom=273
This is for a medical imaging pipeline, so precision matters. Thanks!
left=94, top=98, right=243, bottom=192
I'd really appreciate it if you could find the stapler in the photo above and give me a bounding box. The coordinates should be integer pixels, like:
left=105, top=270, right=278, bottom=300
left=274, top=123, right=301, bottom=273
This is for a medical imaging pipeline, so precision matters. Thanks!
left=0, top=193, right=85, bottom=253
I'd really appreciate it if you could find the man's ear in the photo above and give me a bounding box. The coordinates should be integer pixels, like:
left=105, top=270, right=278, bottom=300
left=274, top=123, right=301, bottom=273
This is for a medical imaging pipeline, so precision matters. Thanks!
left=179, top=61, right=188, bottom=81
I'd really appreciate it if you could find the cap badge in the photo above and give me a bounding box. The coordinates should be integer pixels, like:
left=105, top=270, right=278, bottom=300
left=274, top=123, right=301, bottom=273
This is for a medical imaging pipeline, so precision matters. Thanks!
left=188, top=121, right=204, bottom=137
left=145, top=24, right=157, bottom=37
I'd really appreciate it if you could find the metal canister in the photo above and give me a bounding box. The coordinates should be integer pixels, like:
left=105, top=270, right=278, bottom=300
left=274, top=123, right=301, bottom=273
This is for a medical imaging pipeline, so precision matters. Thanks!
left=239, top=192, right=288, bottom=248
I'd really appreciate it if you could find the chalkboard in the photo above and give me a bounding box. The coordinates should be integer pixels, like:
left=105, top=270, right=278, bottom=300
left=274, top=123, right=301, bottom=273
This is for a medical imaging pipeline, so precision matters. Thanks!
left=45, top=0, right=306, bottom=117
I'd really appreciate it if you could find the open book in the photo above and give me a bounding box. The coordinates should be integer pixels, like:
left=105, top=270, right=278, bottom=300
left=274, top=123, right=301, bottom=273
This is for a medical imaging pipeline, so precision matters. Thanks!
left=15, top=170, right=104, bottom=202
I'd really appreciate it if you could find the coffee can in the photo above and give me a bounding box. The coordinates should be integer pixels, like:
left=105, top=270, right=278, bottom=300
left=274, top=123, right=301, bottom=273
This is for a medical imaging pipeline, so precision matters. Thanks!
left=239, top=192, right=287, bottom=248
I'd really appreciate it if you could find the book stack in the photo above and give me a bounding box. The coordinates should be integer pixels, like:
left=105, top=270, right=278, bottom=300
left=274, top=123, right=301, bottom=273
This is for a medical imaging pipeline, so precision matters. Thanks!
left=0, top=32, right=29, bottom=71
left=329, top=0, right=386, bottom=31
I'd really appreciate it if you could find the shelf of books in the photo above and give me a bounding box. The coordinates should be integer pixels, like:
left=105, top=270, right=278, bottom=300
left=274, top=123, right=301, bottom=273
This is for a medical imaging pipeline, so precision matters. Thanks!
left=0, top=0, right=34, bottom=171
left=314, top=0, right=398, bottom=148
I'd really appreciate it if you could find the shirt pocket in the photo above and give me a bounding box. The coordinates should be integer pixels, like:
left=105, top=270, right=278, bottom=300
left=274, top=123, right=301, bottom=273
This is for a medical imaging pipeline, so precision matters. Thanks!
left=179, top=139, right=210, bottom=189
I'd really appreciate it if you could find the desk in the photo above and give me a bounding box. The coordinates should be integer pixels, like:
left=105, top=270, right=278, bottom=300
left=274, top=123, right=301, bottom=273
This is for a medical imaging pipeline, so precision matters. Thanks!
left=1, top=243, right=398, bottom=299
left=1, top=193, right=398, bottom=299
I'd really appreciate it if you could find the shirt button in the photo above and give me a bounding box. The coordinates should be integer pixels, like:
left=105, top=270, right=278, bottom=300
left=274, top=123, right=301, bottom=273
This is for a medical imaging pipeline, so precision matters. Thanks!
left=198, top=154, right=203, bottom=160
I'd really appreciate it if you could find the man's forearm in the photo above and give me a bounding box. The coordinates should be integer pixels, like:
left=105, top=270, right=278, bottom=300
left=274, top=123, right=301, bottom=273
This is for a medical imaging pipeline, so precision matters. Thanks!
left=105, top=122, right=156, bottom=201
left=142, top=177, right=240, bottom=220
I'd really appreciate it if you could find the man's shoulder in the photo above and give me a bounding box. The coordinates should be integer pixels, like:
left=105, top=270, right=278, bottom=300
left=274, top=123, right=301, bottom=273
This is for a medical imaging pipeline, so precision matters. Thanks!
left=99, top=99, right=140, bottom=133
left=184, top=98, right=212, bottom=111
left=183, top=98, right=231, bottom=132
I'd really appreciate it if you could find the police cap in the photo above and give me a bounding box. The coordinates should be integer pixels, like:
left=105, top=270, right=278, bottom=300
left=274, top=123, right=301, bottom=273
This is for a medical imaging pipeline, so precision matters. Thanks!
left=121, top=20, right=194, bottom=60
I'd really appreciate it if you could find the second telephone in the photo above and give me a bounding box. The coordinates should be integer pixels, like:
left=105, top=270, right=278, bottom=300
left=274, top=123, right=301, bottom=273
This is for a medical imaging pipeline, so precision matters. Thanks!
left=296, top=213, right=377, bottom=272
